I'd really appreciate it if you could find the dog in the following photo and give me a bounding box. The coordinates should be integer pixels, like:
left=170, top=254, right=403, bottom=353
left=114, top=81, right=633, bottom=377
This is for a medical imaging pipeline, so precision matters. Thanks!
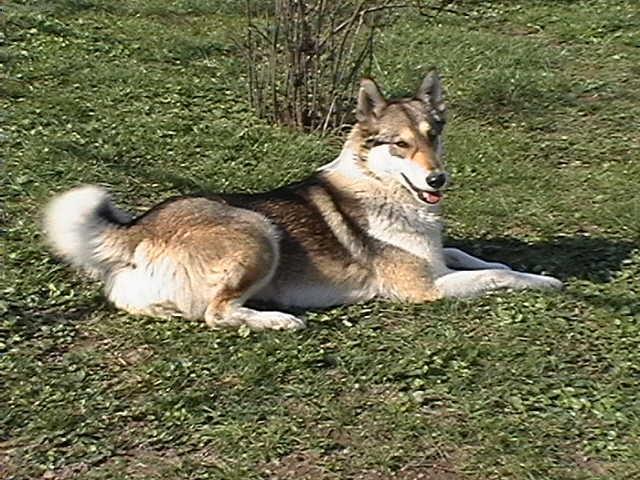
left=44, top=72, right=562, bottom=330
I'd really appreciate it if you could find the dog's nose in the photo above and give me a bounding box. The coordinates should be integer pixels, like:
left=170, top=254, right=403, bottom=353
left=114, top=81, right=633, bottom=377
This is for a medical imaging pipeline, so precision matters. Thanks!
left=426, top=172, right=447, bottom=189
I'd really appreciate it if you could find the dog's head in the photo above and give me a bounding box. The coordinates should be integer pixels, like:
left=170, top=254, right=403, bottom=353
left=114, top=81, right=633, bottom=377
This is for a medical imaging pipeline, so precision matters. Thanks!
left=351, top=71, right=448, bottom=205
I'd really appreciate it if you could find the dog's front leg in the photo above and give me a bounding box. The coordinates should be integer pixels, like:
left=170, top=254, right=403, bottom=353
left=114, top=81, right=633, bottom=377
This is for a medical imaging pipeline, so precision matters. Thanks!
left=435, top=269, right=562, bottom=298
left=443, top=247, right=511, bottom=271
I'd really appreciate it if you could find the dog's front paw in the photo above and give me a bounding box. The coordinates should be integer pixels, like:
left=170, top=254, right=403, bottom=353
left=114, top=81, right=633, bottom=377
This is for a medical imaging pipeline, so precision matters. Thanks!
left=247, top=311, right=307, bottom=331
left=522, top=273, right=563, bottom=291
left=539, top=275, right=564, bottom=290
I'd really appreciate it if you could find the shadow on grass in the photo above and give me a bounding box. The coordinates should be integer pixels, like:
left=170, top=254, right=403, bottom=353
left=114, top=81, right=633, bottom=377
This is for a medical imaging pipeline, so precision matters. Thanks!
left=446, top=235, right=636, bottom=283
left=4, top=297, right=108, bottom=342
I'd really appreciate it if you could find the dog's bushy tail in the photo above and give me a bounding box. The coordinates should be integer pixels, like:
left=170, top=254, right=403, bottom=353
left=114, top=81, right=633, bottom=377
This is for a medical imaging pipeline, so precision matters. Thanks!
left=44, top=185, right=134, bottom=278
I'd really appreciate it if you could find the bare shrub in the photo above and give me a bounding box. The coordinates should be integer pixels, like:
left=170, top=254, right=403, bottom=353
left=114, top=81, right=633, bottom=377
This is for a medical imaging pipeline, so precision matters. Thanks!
left=243, top=0, right=457, bottom=134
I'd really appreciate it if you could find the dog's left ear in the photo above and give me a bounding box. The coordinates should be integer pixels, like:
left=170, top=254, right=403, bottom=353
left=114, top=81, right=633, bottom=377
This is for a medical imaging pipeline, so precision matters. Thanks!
left=415, top=70, right=445, bottom=110
left=356, top=78, right=386, bottom=123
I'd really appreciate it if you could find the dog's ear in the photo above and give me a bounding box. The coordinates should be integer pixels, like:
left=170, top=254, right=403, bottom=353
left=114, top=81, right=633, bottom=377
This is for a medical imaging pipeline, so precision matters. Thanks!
left=356, top=78, right=386, bottom=123
left=416, top=69, right=445, bottom=110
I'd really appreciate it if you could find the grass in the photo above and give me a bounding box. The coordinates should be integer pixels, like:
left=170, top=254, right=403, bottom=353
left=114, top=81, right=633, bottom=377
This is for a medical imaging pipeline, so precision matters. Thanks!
left=2, top=0, right=639, bottom=478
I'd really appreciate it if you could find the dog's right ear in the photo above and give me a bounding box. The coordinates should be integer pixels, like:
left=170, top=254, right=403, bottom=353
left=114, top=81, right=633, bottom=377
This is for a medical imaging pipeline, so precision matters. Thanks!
left=415, top=69, right=445, bottom=109
left=356, top=78, right=386, bottom=123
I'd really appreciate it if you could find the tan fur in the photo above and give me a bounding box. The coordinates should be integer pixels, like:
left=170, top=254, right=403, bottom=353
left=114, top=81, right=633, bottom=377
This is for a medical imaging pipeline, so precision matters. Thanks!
left=45, top=73, right=562, bottom=330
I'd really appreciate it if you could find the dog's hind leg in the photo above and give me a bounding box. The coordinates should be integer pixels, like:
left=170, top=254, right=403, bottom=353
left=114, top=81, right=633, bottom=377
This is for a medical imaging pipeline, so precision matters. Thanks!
left=202, top=237, right=305, bottom=331
left=435, top=269, right=563, bottom=299
left=443, top=248, right=511, bottom=271
left=206, top=303, right=305, bottom=331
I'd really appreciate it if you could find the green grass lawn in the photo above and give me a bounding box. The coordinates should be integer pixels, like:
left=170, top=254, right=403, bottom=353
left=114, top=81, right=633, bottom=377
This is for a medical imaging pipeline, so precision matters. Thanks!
left=2, top=1, right=639, bottom=478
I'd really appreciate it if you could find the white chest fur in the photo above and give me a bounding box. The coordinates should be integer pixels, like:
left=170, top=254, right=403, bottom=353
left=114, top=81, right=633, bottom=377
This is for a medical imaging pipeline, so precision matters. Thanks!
left=366, top=197, right=447, bottom=275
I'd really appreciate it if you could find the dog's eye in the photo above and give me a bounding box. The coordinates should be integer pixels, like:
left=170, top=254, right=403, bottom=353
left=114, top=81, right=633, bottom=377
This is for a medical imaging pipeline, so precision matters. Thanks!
left=395, top=140, right=410, bottom=148
left=366, top=138, right=387, bottom=148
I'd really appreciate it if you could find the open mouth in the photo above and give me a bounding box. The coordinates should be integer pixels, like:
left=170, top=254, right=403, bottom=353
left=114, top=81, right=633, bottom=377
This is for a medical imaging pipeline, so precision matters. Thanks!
left=400, top=173, right=444, bottom=205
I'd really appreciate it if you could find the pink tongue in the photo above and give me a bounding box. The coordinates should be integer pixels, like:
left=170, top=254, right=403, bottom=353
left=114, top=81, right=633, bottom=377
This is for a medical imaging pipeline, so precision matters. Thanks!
left=423, top=192, right=442, bottom=204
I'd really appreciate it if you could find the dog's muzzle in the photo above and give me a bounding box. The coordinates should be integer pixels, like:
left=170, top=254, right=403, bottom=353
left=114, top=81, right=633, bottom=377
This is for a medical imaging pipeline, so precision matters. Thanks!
left=401, top=173, right=446, bottom=205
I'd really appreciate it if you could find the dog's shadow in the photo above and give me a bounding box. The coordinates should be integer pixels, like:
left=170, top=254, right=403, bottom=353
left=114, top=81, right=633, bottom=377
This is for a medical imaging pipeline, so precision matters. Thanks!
left=445, top=234, right=636, bottom=283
